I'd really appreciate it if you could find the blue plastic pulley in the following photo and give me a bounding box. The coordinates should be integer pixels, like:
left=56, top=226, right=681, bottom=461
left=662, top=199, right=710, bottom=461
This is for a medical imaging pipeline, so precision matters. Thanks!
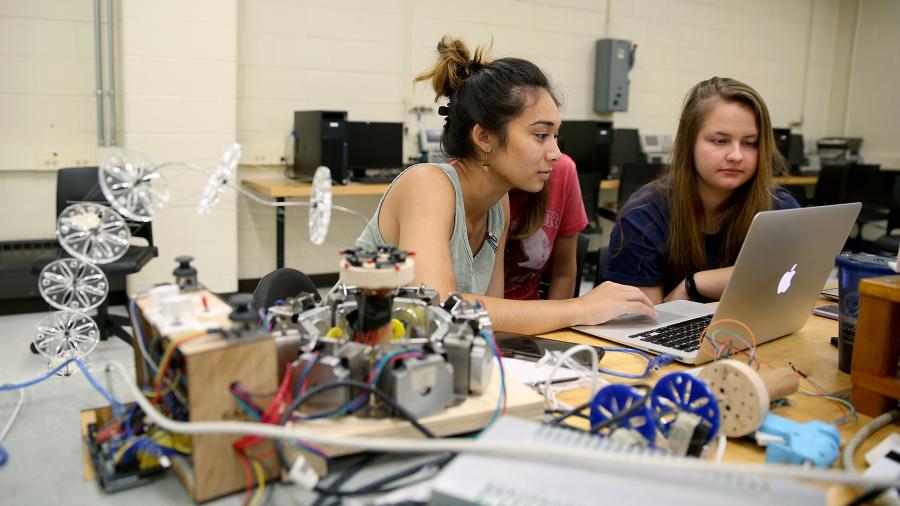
left=651, top=372, right=720, bottom=444
left=589, top=384, right=657, bottom=446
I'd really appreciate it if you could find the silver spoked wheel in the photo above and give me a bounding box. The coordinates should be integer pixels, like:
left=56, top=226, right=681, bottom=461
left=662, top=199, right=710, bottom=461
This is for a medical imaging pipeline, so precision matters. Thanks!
left=38, top=259, right=108, bottom=311
left=99, top=150, right=170, bottom=222
left=56, top=203, right=131, bottom=264
left=33, top=310, right=100, bottom=361
left=309, top=166, right=332, bottom=246
left=198, top=143, right=242, bottom=214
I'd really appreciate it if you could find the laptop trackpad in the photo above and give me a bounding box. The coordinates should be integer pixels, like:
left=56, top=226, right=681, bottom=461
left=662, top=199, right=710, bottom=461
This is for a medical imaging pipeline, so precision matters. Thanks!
left=599, top=309, right=687, bottom=331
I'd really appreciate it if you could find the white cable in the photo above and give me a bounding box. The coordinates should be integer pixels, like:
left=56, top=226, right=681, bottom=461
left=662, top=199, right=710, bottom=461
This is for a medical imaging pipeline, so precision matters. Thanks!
left=129, top=296, right=158, bottom=380
left=103, top=361, right=900, bottom=489
left=0, top=389, right=25, bottom=444
left=540, top=345, right=603, bottom=411
left=167, top=161, right=370, bottom=224
left=714, top=433, right=727, bottom=464
left=842, top=408, right=900, bottom=472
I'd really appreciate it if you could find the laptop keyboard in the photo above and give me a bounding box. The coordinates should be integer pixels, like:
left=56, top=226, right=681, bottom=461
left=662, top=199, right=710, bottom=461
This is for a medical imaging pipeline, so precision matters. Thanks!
left=628, top=314, right=714, bottom=353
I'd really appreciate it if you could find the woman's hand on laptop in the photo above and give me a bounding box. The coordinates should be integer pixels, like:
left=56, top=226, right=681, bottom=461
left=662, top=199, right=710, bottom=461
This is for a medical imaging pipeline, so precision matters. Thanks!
left=574, top=281, right=657, bottom=325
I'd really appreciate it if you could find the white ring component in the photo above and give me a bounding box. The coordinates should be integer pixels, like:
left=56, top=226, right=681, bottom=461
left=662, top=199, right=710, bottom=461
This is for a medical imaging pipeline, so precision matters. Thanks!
left=33, top=310, right=100, bottom=361
left=57, top=203, right=131, bottom=264
left=308, top=166, right=333, bottom=246
left=340, top=257, right=415, bottom=289
left=99, top=150, right=170, bottom=222
left=38, top=258, right=108, bottom=311
left=697, top=359, right=769, bottom=437
left=148, top=284, right=180, bottom=307
left=198, top=144, right=242, bottom=214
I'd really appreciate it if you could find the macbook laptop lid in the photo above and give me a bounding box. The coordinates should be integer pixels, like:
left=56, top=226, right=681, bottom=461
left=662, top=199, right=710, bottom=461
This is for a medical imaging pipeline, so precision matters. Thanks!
left=573, top=203, right=861, bottom=364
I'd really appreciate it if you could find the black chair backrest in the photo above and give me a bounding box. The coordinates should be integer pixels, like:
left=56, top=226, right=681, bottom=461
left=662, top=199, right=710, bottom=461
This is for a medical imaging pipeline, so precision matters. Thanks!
left=617, top=162, right=664, bottom=210
left=572, top=232, right=590, bottom=298
left=56, top=166, right=154, bottom=246
left=577, top=172, right=603, bottom=225
left=252, top=268, right=319, bottom=311
left=812, top=163, right=850, bottom=206
left=846, top=164, right=895, bottom=213
left=888, top=176, right=900, bottom=234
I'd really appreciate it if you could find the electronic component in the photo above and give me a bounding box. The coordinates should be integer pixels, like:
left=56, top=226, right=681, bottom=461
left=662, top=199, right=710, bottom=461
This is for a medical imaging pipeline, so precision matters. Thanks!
left=86, top=421, right=167, bottom=492
left=172, top=255, right=199, bottom=291
left=756, top=413, right=840, bottom=468
left=650, top=372, right=719, bottom=456
left=431, top=416, right=826, bottom=505
left=265, top=245, right=495, bottom=420
left=697, top=360, right=798, bottom=437
left=589, top=384, right=654, bottom=447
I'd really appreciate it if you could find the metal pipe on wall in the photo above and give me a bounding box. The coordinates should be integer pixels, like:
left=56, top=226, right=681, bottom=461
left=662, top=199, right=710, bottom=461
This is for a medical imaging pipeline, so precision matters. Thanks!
left=93, top=0, right=105, bottom=146
left=106, top=0, right=117, bottom=146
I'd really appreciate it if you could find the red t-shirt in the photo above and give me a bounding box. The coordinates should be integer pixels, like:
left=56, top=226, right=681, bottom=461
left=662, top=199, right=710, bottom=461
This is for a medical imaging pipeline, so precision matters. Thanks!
left=504, top=154, right=588, bottom=300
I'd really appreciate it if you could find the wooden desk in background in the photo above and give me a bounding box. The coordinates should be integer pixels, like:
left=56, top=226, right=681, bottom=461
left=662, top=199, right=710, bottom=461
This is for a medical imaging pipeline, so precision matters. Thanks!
left=534, top=302, right=897, bottom=502
left=240, top=173, right=819, bottom=270
left=241, top=177, right=389, bottom=269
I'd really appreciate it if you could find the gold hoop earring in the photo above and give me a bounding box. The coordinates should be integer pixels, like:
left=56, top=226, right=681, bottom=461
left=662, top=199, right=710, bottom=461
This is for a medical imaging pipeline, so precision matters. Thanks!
left=482, top=151, right=490, bottom=174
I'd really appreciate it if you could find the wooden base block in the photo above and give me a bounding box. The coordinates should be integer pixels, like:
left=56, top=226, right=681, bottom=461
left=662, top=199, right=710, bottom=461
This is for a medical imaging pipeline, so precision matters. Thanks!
left=287, top=363, right=545, bottom=458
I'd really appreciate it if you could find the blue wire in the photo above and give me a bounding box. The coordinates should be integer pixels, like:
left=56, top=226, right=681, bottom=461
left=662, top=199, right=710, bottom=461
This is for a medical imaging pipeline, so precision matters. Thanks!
left=0, top=444, right=8, bottom=466
left=0, top=358, right=125, bottom=417
left=129, top=298, right=151, bottom=386
left=597, top=347, right=677, bottom=379
left=480, top=331, right=506, bottom=429
left=292, top=353, right=319, bottom=399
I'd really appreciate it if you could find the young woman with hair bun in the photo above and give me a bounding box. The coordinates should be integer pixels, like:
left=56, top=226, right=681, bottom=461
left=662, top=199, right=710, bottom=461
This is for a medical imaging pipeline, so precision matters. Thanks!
left=356, top=36, right=655, bottom=334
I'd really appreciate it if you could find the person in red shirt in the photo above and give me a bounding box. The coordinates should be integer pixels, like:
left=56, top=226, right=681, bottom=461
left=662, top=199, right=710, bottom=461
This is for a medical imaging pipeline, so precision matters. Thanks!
left=505, top=153, right=588, bottom=300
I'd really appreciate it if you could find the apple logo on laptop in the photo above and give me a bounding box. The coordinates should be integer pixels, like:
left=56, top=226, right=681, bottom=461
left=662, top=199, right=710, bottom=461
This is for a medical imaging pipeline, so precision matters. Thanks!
left=778, top=264, right=797, bottom=294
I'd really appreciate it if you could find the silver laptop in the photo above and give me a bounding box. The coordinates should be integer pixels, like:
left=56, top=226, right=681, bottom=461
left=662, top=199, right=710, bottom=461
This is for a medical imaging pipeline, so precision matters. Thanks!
left=573, top=203, right=861, bottom=364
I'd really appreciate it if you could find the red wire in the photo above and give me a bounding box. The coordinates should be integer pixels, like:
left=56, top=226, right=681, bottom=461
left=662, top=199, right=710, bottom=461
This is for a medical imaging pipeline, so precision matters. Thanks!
left=235, top=449, right=254, bottom=506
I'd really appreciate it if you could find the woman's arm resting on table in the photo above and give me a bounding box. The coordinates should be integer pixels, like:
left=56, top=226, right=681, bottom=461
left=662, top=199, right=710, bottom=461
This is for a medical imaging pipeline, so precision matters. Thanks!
left=664, top=266, right=734, bottom=302
left=466, top=281, right=656, bottom=335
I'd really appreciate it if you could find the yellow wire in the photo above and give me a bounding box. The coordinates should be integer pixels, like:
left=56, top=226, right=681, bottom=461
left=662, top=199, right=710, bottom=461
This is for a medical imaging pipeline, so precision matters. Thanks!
left=249, top=459, right=266, bottom=506
left=112, top=437, right=143, bottom=464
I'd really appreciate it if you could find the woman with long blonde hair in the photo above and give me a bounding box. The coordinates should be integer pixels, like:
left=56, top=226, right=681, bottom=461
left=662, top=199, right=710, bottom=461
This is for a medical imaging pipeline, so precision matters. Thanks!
left=605, top=77, right=800, bottom=303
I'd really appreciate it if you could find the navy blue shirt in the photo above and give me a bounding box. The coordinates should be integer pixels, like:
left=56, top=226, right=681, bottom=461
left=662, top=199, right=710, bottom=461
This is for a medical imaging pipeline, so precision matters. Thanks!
left=604, top=184, right=800, bottom=293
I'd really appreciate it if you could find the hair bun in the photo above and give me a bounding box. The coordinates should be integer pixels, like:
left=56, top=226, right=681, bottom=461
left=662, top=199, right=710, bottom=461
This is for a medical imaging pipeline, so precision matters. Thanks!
left=415, top=35, right=492, bottom=100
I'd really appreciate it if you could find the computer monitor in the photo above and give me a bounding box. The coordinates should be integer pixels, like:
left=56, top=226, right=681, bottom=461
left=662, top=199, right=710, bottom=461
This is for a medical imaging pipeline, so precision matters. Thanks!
left=557, top=121, right=613, bottom=177
left=347, top=121, right=404, bottom=177
left=773, top=129, right=805, bottom=174
left=610, top=128, right=645, bottom=174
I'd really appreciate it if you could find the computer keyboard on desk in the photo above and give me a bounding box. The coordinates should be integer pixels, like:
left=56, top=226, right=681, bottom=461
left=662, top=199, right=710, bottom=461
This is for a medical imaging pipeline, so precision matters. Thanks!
left=628, top=314, right=714, bottom=352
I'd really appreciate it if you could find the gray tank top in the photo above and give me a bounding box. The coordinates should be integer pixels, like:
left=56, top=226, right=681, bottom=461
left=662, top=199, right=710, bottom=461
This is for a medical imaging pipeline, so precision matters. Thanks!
left=356, top=163, right=505, bottom=295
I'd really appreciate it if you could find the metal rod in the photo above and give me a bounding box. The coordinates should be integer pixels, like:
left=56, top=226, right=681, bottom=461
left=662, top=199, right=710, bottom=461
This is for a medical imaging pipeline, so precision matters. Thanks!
left=93, top=0, right=105, bottom=146
left=106, top=0, right=117, bottom=146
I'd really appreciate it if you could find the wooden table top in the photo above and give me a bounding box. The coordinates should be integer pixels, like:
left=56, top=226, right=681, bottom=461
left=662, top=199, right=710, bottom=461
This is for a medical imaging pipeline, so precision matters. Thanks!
left=534, top=302, right=896, bottom=503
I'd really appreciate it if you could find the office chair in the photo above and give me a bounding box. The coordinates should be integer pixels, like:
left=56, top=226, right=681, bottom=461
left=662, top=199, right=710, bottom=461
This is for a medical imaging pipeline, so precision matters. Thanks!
left=31, top=167, right=158, bottom=346
left=252, top=267, right=319, bottom=311
left=811, top=163, right=851, bottom=206
left=596, top=162, right=665, bottom=223
left=872, top=176, right=900, bottom=255
left=538, top=233, right=590, bottom=299
left=845, top=165, right=895, bottom=246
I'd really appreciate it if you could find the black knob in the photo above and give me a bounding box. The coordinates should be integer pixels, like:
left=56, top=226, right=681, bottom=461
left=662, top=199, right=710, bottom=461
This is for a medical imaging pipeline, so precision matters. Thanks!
left=228, top=293, right=257, bottom=324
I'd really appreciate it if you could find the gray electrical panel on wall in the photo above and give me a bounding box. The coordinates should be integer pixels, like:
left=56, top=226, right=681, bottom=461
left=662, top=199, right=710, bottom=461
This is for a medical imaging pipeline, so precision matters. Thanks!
left=594, top=39, right=635, bottom=113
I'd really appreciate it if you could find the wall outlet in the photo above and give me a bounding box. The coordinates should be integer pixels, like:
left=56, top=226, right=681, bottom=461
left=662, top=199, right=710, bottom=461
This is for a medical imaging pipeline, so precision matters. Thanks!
left=36, top=146, right=98, bottom=170
left=243, top=143, right=282, bottom=165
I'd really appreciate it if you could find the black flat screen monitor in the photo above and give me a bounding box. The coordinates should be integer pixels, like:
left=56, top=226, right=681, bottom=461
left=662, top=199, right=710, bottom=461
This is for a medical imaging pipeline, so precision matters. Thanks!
left=773, top=128, right=805, bottom=173
left=610, top=128, right=644, bottom=171
left=347, top=121, right=404, bottom=176
left=557, top=120, right=612, bottom=177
